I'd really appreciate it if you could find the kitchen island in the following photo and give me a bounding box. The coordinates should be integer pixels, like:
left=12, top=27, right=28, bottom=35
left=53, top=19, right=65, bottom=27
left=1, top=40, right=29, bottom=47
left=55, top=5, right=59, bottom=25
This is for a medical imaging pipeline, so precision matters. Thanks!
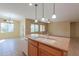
left=24, top=34, right=70, bottom=56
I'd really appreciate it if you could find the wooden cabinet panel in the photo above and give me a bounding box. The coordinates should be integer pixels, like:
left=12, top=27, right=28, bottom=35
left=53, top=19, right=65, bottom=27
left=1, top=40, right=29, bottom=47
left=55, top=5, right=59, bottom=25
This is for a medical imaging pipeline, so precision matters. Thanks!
left=39, top=43, right=62, bottom=56
left=28, top=43, right=38, bottom=56
left=39, top=49, right=54, bottom=56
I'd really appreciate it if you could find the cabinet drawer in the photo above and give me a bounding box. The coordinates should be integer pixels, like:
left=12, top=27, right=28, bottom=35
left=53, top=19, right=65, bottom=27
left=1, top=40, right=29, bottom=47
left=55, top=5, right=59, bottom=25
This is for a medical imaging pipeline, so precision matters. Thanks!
left=29, top=39, right=38, bottom=47
left=39, top=43, right=62, bottom=56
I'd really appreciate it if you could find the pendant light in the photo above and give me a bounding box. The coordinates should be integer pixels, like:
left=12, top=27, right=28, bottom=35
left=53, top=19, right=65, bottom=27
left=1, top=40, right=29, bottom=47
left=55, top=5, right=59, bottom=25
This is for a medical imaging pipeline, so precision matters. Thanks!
left=41, top=3, right=45, bottom=21
left=34, top=4, right=38, bottom=23
left=52, top=3, right=56, bottom=19
left=41, top=3, right=50, bottom=23
left=29, top=3, right=32, bottom=6
left=4, top=17, right=13, bottom=24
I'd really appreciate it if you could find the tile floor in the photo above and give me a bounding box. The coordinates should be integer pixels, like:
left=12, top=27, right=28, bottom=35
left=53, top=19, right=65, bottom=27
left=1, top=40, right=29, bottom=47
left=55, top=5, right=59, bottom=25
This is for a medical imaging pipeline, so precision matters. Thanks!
left=0, top=38, right=28, bottom=56
left=68, top=38, right=79, bottom=56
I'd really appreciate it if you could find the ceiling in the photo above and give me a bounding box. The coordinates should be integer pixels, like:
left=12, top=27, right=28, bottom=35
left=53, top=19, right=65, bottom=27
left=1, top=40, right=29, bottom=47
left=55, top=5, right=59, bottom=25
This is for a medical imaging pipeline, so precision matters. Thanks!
left=0, top=3, right=79, bottom=22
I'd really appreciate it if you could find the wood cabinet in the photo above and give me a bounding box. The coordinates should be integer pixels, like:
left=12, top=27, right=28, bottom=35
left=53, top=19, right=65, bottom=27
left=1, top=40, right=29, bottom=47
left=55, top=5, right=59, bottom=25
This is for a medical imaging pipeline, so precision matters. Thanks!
left=28, top=43, right=38, bottom=56
left=28, top=39, right=38, bottom=56
left=28, top=39, right=68, bottom=56
left=39, top=49, right=53, bottom=56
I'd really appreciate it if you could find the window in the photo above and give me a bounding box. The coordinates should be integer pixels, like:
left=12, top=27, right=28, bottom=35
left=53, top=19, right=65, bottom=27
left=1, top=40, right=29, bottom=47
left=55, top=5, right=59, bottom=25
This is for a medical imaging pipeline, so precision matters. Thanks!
left=40, top=25, right=43, bottom=32
left=34, top=24, right=39, bottom=32
left=0, top=23, right=14, bottom=33
left=31, top=24, right=35, bottom=32
left=40, top=25, right=45, bottom=32
left=31, top=24, right=45, bottom=33
left=31, top=24, right=39, bottom=32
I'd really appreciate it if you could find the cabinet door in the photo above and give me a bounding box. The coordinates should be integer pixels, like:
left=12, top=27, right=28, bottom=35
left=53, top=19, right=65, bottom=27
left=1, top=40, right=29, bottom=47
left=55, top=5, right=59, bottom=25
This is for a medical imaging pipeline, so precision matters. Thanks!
left=39, top=49, right=53, bottom=56
left=28, top=43, right=38, bottom=56
left=39, top=43, right=63, bottom=56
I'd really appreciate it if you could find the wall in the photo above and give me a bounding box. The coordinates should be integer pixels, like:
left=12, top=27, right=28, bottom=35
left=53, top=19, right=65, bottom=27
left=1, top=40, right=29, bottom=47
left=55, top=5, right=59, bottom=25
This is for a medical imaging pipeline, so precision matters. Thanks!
left=48, top=22, right=53, bottom=34
left=20, top=20, right=25, bottom=37
left=70, top=22, right=79, bottom=38
left=70, top=22, right=76, bottom=38
left=76, top=23, right=79, bottom=38
left=48, top=22, right=70, bottom=37
left=0, top=20, right=20, bottom=39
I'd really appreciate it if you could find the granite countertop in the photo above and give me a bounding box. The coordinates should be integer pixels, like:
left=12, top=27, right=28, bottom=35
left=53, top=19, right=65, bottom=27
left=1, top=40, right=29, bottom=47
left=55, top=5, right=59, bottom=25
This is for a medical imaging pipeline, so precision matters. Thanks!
left=25, top=34, right=70, bottom=52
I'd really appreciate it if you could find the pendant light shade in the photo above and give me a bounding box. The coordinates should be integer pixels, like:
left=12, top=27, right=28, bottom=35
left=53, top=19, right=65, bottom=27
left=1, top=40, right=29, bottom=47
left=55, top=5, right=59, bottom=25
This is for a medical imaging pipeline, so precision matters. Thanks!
left=29, top=3, right=32, bottom=6
left=41, top=17, right=45, bottom=21
left=52, top=3, right=56, bottom=19
left=34, top=4, right=38, bottom=23
left=35, top=20, right=38, bottom=23
left=52, top=14, right=56, bottom=18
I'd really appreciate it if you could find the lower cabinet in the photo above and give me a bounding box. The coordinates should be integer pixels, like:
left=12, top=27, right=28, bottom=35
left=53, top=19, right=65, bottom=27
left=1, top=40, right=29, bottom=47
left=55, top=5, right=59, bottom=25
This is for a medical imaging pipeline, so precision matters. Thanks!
left=39, top=49, right=53, bottom=56
left=28, top=40, right=38, bottom=56
left=28, top=39, right=67, bottom=56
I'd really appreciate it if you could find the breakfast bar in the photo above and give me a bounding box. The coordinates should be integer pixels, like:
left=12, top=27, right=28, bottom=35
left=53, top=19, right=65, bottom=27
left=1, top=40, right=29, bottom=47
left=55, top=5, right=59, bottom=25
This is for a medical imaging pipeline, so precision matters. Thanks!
left=24, top=34, right=70, bottom=56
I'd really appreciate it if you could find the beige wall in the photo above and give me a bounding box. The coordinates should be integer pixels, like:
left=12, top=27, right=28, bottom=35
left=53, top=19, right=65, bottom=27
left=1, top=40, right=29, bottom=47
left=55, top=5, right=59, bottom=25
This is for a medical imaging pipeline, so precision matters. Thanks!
left=0, top=20, right=20, bottom=39
left=20, top=20, right=25, bottom=37
left=70, top=22, right=79, bottom=38
left=76, top=23, right=79, bottom=37
left=48, top=22, right=53, bottom=34
left=48, top=22, right=70, bottom=37
left=70, top=22, right=76, bottom=38
left=25, top=19, right=31, bottom=35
